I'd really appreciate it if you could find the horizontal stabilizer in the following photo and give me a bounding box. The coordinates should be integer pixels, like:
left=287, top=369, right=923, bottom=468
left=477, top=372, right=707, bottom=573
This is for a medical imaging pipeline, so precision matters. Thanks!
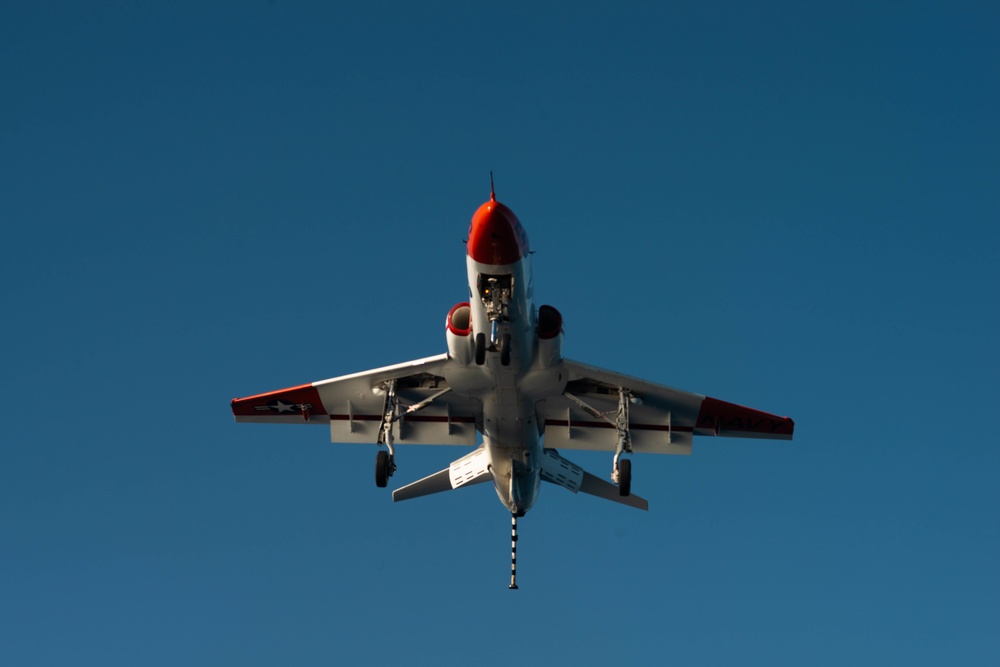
left=392, top=446, right=491, bottom=503
left=540, top=449, right=648, bottom=511
left=392, top=468, right=453, bottom=502
left=579, top=470, right=648, bottom=511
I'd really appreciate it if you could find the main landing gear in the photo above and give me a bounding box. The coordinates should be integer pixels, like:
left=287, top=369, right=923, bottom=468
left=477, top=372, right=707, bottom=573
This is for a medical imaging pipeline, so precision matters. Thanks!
left=375, top=450, right=393, bottom=488
left=370, top=378, right=453, bottom=488
left=616, top=458, right=632, bottom=497
left=566, top=385, right=637, bottom=497
left=374, top=378, right=398, bottom=487
left=611, top=386, right=634, bottom=497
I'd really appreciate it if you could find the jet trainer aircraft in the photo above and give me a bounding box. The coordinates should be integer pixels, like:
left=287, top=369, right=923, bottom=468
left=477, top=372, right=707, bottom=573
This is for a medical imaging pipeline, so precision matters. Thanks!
left=232, top=185, right=794, bottom=588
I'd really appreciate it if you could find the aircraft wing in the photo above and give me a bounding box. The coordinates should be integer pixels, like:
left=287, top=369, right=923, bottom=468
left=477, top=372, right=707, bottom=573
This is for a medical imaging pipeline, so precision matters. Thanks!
left=538, top=359, right=794, bottom=455
left=231, top=354, right=479, bottom=446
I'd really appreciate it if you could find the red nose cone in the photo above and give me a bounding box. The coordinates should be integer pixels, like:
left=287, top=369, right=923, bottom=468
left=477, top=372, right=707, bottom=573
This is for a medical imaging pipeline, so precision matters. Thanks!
left=467, top=199, right=530, bottom=265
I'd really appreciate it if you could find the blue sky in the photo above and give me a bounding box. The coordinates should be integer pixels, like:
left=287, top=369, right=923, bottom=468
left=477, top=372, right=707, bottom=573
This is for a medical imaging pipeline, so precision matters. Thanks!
left=2, top=1, right=997, bottom=664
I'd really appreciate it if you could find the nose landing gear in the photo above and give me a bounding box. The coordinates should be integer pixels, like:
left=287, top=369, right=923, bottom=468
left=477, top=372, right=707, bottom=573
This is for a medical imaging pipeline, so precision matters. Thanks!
left=499, top=332, right=511, bottom=366
left=476, top=330, right=512, bottom=366
left=476, top=274, right=513, bottom=367
left=475, top=333, right=487, bottom=365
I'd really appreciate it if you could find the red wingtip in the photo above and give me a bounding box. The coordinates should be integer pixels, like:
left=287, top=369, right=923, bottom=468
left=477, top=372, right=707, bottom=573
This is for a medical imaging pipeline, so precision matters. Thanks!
left=695, top=396, right=795, bottom=439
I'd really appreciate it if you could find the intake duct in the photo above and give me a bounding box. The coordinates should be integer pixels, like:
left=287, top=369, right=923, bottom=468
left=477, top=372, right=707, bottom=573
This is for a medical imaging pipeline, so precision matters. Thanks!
left=446, top=302, right=474, bottom=365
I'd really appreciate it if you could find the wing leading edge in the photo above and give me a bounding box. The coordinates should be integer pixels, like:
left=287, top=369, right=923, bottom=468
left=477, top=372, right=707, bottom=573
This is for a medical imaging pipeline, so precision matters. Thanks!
left=231, top=354, right=480, bottom=446
left=538, top=359, right=793, bottom=454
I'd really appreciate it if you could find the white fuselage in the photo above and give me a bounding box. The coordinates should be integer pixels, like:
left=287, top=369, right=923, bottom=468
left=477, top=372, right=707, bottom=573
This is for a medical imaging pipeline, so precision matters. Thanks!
left=471, top=253, right=539, bottom=514
left=442, top=252, right=565, bottom=515
left=438, top=194, right=567, bottom=515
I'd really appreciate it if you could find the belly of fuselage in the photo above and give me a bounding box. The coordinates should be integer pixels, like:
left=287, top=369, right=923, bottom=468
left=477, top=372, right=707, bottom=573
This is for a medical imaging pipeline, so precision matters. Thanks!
left=475, top=315, right=546, bottom=513
left=446, top=252, right=563, bottom=515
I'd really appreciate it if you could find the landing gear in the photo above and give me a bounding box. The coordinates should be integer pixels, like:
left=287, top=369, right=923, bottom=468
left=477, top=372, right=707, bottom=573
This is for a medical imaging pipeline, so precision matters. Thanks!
left=374, top=379, right=398, bottom=487
left=617, top=458, right=631, bottom=497
left=611, top=386, right=634, bottom=496
left=375, top=450, right=394, bottom=488
left=370, top=379, right=454, bottom=487
left=475, top=333, right=486, bottom=365
left=499, top=332, right=511, bottom=366
left=474, top=326, right=511, bottom=366
left=477, top=273, right=513, bottom=367
left=563, top=385, right=638, bottom=496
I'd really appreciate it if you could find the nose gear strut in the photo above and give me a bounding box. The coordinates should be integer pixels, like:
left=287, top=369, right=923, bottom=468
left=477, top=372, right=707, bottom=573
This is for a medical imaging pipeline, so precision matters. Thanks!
left=476, top=274, right=514, bottom=366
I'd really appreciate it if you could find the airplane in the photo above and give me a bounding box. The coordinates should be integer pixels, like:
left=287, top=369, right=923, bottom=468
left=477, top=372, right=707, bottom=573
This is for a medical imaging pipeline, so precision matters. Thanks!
left=231, top=183, right=794, bottom=589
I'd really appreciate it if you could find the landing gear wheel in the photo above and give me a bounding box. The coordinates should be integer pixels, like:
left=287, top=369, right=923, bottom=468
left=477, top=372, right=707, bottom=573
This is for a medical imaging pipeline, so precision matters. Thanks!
left=617, top=458, right=631, bottom=497
left=500, top=333, right=511, bottom=366
left=475, top=333, right=486, bottom=365
left=375, top=450, right=391, bottom=488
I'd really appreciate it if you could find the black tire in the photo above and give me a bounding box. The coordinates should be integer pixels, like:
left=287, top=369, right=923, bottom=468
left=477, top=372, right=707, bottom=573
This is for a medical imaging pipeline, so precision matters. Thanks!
left=500, top=333, right=511, bottom=366
left=618, top=458, right=631, bottom=497
left=375, top=450, right=390, bottom=488
left=475, top=333, right=486, bottom=365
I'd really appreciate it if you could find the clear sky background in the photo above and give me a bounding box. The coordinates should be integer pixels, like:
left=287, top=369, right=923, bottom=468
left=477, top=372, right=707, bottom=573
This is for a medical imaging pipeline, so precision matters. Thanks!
left=2, top=2, right=998, bottom=665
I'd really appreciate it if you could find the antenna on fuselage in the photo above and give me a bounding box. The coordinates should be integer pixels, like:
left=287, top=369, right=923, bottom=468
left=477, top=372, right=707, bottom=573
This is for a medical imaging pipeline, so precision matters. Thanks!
left=490, top=171, right=496, bottom=202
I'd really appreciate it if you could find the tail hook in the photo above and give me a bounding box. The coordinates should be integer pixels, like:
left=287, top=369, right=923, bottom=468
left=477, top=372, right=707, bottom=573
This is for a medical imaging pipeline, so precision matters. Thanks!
left=508, top=512, right=518, bottom=590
